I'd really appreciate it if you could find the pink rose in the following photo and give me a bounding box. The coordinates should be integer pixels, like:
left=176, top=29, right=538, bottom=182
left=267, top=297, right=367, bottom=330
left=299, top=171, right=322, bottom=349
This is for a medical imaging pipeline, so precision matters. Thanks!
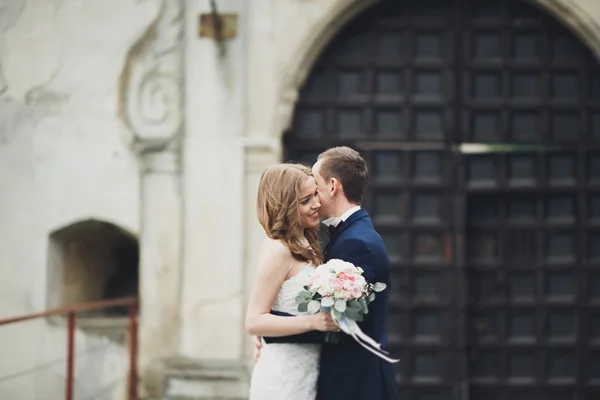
left=343, top=290, right=353, bottom=300
left=339, top=272, right=355, bottom=282
left=331, top=279, right=343, bottom=291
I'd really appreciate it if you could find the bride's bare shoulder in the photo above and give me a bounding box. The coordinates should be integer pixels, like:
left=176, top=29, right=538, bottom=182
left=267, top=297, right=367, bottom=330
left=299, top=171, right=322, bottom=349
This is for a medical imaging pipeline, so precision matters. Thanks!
left=258, top=238, right=294, bottom=273
left=260, top=237, right=290, bottom=256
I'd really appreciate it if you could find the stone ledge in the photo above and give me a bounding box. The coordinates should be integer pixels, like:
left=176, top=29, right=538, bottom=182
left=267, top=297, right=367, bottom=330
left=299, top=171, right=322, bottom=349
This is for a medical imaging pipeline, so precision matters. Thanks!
left=163, top=358, right=250, bottom=400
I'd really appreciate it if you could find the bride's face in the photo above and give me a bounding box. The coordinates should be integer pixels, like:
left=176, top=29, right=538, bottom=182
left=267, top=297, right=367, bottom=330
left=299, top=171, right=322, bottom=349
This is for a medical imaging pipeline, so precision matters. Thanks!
left=298, top=176, right=321, bottom=229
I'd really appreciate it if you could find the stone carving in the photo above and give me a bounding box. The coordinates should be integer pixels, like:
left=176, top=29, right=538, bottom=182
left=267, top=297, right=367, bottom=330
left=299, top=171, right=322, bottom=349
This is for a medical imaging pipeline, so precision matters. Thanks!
left=120, top=0, right=184, bottom=145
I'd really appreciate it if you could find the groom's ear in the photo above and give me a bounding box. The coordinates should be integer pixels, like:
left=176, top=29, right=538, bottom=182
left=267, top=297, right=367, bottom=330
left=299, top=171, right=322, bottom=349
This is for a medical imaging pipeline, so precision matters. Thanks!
left=330, top=178, right=341, bottom=197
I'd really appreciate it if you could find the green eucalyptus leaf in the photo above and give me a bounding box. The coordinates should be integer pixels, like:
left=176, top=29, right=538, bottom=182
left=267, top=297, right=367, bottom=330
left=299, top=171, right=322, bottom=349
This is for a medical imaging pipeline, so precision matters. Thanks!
left=331, top=308, right=343, bottom=321
left=368, top=293, right=376, bottom=302
left=295, top=295, right=309, bottom=303
left=348, top=300, right=362, bottom=311
left=373, top=282, right=387, bottom=292
left=298, top=290, right=312, bottom=298
left=307, top=300, right=321, bottom=314
left=356, top=312, right=365, bottom=322
left=298, top=302, right=308, bottom=313
left=321, top=297, right=334, bottom=307
left=334, top=300, right=347, bottom=313
left=345, top=309, right=360, bottom=321
left=359, top=299, right=368, bottom=313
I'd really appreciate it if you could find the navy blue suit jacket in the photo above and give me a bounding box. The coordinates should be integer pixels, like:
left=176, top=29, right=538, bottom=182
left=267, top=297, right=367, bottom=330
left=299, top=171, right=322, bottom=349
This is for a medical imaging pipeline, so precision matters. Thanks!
left=264, top=209, right=400, bottom=400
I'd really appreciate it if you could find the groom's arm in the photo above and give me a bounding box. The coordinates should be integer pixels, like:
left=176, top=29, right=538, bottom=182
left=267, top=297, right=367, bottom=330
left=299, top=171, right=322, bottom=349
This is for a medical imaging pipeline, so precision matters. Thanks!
left=262, top=310, right=324, bottom=344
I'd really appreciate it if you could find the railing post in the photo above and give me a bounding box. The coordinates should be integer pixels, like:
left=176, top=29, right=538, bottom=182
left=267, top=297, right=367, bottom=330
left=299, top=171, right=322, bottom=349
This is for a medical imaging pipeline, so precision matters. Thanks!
left=128, top=303, right=138, bottom=400
left=66, top=311, right=75, bottom=400
left=0, top=297, right=137, bottom=400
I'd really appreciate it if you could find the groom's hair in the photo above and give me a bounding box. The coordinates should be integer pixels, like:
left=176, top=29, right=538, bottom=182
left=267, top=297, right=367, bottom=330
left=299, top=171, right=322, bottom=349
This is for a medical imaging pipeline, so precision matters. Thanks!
left=317, top=146, right=368, bottom=204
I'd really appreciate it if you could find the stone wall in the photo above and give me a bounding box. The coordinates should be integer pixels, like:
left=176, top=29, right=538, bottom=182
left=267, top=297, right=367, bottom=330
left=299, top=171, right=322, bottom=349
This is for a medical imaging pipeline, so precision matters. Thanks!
left=0, top=0, right=158, bottom=398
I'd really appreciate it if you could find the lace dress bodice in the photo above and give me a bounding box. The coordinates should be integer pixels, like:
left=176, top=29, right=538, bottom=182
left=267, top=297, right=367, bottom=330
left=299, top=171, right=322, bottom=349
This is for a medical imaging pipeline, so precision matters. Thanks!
left=271, top=263, right=314, bottom=315
left=249, top=263, right=321, bottom=400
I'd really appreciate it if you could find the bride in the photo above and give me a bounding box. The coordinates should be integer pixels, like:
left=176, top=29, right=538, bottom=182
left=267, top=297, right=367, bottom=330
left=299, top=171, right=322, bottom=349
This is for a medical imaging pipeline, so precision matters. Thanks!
left=246, top=163, right=338, bottom=400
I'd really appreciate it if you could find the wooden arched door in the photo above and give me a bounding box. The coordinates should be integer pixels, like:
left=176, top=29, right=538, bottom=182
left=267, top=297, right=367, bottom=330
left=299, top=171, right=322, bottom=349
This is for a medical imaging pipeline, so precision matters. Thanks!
left=284, top=0, right=600, bottom=398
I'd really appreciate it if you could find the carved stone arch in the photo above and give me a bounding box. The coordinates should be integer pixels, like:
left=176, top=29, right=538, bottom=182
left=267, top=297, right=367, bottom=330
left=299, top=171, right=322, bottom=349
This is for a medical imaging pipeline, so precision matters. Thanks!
left=271, top=0, right=380, bottom=139
left=531, top=0, right=600, bottom=61
left=271, top=0, right=600, bottom=141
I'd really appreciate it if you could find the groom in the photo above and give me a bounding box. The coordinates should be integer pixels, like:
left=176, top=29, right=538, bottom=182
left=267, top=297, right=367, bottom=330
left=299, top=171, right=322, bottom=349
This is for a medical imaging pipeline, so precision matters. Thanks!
left=258, top=146, right=400, bottom=400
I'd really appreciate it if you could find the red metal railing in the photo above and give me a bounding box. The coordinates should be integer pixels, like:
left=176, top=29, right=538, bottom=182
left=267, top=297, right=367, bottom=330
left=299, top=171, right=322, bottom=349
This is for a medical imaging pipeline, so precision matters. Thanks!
left=0, top=296, right=138, bottom=400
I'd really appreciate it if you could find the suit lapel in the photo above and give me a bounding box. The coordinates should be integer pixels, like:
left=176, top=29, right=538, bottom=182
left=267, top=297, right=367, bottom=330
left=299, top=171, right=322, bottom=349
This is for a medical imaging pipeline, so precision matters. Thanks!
left=323, top=208, right=369, bottom=259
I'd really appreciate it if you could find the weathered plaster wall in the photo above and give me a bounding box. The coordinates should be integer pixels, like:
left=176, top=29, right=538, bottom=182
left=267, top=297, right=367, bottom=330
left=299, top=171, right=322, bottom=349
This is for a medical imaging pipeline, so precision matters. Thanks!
left=0, top=0, right=159, bottom=398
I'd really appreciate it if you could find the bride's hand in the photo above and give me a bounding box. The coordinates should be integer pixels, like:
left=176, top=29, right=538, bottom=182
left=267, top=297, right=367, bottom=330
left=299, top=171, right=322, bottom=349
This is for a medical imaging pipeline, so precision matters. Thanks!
left=310, top=312, right=339, bottom=332
left=253, top=336, right=263, bottom=364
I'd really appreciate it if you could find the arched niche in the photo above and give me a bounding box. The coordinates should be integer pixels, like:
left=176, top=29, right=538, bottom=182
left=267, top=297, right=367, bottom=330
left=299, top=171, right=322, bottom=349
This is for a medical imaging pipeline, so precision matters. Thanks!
left=47, top=219, right=139, bottom=319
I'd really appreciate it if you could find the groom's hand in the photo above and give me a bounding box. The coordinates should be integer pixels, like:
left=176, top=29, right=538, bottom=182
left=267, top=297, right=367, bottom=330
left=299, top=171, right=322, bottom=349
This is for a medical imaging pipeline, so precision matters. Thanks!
left=253, top=336, right=263, bottom=364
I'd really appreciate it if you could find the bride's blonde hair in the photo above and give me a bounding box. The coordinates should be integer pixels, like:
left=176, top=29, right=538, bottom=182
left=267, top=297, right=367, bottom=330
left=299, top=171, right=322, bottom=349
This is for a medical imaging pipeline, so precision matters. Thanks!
left=257, top=163, right=323, bottom=266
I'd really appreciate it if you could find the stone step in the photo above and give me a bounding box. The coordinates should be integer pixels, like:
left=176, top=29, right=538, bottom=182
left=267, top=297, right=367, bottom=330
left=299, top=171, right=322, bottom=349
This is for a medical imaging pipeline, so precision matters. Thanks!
left=160, top=358, right=250, bottom=400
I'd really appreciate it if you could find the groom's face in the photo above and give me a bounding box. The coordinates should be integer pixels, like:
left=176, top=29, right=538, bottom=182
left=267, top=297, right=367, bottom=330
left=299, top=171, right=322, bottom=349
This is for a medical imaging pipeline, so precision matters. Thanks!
left=312, top=160, right=334, bottom=219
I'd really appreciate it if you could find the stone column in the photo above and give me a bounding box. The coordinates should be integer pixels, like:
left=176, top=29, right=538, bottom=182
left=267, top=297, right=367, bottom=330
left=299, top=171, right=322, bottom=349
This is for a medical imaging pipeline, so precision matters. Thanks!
left=119, top=0, right=185, bottom=396
left=137, top=146, right=182, bottom=396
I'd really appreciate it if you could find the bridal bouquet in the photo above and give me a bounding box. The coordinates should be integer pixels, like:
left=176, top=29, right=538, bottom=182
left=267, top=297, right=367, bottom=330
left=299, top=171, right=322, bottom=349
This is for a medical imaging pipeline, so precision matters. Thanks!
left=296, top=259, right=398, bottom=363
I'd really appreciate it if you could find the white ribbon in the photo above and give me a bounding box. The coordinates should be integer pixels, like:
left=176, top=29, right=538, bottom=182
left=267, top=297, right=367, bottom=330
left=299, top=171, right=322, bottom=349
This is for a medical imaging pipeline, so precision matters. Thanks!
left=336, top=317, right=400, bottom=364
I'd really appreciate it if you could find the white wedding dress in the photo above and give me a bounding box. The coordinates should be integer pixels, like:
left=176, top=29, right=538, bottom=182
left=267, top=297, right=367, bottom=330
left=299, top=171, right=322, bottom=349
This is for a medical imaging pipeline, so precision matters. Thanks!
left=249, top=263, right=321, bottom=400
